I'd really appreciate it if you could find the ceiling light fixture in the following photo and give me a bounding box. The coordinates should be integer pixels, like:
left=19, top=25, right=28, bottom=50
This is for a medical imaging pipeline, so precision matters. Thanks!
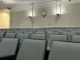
left=56, top=0, right=61, bottom=16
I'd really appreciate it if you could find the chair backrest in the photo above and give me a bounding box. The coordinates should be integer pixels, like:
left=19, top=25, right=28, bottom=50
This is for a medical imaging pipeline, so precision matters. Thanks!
left=31, top=34, right=46, bottom=40
left=6, top=31, right=14, bottom=33
left=62, top=32, right=76, bottom=34
left=71, top=35, right=80, bottom=42
left=62, top=32, right=76, bottom=41
left=0, top=31, right=5, bottom=33
left=48, top=41, right=80, bottom=60
left=47, top=35, right=67, bottom=51
left=0, top=38, right=19, bottom=58
left=23, top=32, right=33, bottom=38
left=16, top=39, right=46, bottom=60
left=46, top=30, right=56, bottom=32
left=71, top=31, right=80, bottom=35
left=46, top=32, right=60, bottom=40
left=0, top=33, right=4, bottom=41
left=28, top=30, right=35, bottom=32
left=16, top=34, right=29, bottom=43
left=15, top=31, right=23, bottom=34
left=5, top=33, right=16, bottom=38
left=24, top=32, right=33, bottom=34
left=47, top=32, right=59, bottom=35
left=34, top=32, right=45, bottom=34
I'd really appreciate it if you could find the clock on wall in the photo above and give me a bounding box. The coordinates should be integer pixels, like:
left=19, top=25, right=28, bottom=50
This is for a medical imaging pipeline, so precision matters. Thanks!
left=41, top=10, right=47, bottom=17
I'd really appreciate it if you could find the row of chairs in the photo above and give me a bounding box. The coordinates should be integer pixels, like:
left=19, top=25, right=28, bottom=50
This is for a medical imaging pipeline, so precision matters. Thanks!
left=0, top=33, right=46, bottom=41
left=0, top=38, right=80, bottom=60
left=1, top=32, right=80, bottom=51
left=1, top=28, right=80, bottom=33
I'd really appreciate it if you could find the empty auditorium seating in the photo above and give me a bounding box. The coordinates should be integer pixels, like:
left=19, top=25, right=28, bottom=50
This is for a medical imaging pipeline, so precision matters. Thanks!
left=31, top=34, right=46, bottom=40
left=15, top=31, right=23, bottom=34
left=0, top=31, right=5, bottom=33
left=5, top=33, right=16, bottom=38
left=48, top=41, right=80, bottom=60
left=46, top=30, right=56, bottom=32
left=0, top=38, right=19, bottom=60
left=0, top=28, right=80, bottom=60
left=24, top=31, right=33, bottom=34
left=62, top=32, right=76, bottom=34
left=46, top=32, right=60, bottom=40
left=47, top=35, right=67, bottom=51
left=34, top=32, right=45, bottom=34
left=0, top=33, right=4, bottom=41
left=36, top=29, right=45, bottom=32
left=27, top=29, right=35, bottom=32
left=62, top=32, right=76, bottom=41
left=71, top=35, right=80, bottom=42
left=6, top=31, right=14, bottom=33
left=16, top=39, right=46, bottom=60
left=71, top=31, right=80, bottom=35
left=16, top=33, right=30, bottom=43
left=47, top=32, right=59, bottom=35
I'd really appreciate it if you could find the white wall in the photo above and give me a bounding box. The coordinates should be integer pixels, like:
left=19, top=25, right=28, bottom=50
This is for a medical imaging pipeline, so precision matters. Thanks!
left=10, top=7, right=32, bottom=28
left=60, top=1, right=80, bottom=27
left=10, top=0, right=80, bottom=28
left=33, top=4, right=57, bottom=28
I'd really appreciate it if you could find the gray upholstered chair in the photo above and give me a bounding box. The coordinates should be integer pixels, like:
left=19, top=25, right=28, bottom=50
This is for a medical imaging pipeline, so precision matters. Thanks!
left=0, top=31, right=5, bottom=33
left=34, top=32, right=45, bottom=34
left=15, top=31, right=23, bottom=34
left=16, top=39, right=46, bottom=60
left=71, top=35, right=80, bottom=42
left=47, top=32, right=59, bottom=35
left=24, top=31, right=33, bottom=34
left=62, top=32, right=76, bottom=41
left=0, top=38, right=19, bottom=59
left=48, top=41, right=80, bottom=60
left=5, top=33, right=16, bottom=38
left=31, top=34, right=46, bottom=40
left=0, top=33, right=4, bottom=41
left=16, top=34, right=29, bottom=43
left=47, top=35, right=67, bottom=51
left=46, top=32, right=60, bottom=40
left=6, top=31, right=14, bottom=33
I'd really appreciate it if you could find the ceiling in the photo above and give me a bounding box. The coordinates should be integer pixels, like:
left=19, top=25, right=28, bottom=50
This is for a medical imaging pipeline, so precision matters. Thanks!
left=0, top=0, right=68, bottom=7
left=0, top=0, right=79, bottom=10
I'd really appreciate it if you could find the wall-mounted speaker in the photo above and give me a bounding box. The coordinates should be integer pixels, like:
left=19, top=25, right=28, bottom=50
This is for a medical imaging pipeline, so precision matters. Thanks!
left=69, top=0, right=71, bottom=2
left=56, top=14, right=60, bottom=16
left=7, top=7, right=11, bottom=10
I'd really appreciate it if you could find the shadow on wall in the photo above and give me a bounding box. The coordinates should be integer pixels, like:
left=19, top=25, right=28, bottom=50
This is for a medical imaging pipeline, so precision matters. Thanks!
left=55, top=16, right=60, bottom=23
left=29, top=17, right=35, bottom=28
